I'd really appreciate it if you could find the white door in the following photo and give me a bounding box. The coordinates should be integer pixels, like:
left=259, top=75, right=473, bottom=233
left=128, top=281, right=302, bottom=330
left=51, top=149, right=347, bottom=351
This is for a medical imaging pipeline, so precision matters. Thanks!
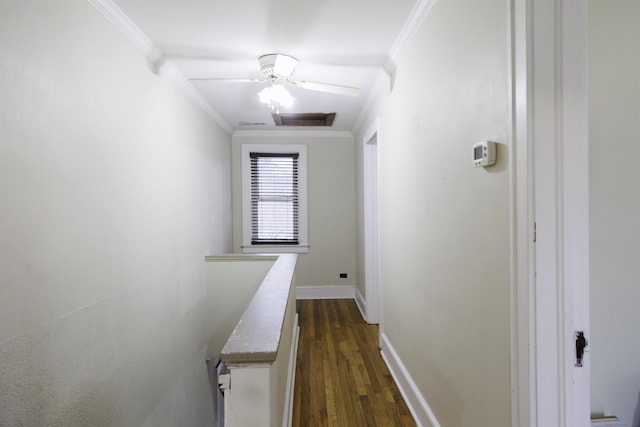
left=513, top=1, right=590, bottom=425
left=558, top=2, right=590, bottom=423
left=533, top=1, right=590, bottom=426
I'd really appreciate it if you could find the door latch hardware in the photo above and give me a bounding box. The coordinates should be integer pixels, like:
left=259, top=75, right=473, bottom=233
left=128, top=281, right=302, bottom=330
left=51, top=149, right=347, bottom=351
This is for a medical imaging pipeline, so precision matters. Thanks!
left=575, top=331, right=587, bottom=367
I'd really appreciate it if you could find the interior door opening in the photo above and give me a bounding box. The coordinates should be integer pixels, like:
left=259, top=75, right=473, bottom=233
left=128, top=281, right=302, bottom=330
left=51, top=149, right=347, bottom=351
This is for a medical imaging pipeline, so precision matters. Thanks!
left=363, top=120, right=380, bottom=326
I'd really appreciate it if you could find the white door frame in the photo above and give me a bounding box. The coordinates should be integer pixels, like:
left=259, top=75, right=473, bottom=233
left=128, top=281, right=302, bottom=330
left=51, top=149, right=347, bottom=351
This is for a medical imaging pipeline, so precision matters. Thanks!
left=363, top=118, right=381, bottom=326
left=511, top=0, right=590, bottom=425
left=508, top=1, right=535, bottom=424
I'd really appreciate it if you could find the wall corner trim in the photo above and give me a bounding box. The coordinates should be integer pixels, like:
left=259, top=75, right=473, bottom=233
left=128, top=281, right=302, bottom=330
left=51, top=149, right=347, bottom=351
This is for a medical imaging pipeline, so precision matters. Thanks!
left=295, top=285, right=355, bottom=300
left=354, top=287, right=367, bottom=321
left=380, top=333, right=441, bottom=427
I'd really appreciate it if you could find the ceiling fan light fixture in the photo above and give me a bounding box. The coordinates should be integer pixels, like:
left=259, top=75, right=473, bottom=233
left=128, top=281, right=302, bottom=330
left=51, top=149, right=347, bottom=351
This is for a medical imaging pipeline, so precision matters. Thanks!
left=258, top=83, right=294, bottom=112
left=259, top=53, right=299, bottom=78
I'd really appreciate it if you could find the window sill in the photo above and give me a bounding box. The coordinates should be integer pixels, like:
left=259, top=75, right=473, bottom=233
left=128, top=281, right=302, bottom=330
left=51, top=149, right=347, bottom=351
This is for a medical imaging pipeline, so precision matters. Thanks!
left=242, top=245, right=309, bottom=254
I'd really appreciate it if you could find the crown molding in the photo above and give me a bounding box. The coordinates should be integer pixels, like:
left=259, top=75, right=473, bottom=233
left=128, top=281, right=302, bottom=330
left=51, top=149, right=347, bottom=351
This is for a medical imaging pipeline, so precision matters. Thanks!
left=232, top=130, right=353, bottom=139
left=352, top=0, right=436, bottom=135
left=87, top=0, right=233, bottom=134
left=160, top=61, right=233, bottom=134
left=89, top=0, right=436, bottom=138
left=384, top=0, right=436, bottom=74
left=352, top=70, right=388, bottom=135
left=87, top=0, right=162, bottom=63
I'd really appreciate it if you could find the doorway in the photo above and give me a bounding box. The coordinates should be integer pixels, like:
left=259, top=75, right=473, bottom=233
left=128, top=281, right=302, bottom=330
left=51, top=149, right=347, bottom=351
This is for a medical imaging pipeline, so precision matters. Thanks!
left=363, top=119, right=380, bottom=326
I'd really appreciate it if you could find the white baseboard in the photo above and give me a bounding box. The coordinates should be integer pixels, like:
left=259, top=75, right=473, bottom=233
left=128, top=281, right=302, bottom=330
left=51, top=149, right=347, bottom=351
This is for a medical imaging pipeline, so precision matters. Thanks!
left=380, top=333, right=441, bottom=427
left=354, top=286, right=367, bottom=321
left=282, top=314, right=299, bottom=427
left=295, top=285, right=355, bottom=300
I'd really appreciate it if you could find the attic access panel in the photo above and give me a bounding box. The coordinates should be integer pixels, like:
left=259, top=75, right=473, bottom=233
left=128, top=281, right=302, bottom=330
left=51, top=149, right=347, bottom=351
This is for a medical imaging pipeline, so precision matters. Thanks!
left=272, top=112, right=336, bottom=127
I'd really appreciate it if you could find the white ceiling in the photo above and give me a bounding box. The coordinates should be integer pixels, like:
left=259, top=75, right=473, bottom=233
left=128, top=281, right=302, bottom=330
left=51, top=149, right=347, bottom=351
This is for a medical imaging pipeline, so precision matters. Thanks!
left=112, top=0, right=419, bottom=132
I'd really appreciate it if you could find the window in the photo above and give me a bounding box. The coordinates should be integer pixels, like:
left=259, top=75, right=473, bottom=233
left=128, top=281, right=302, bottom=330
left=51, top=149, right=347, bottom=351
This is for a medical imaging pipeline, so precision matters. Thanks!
left=250, top=152, right=298, bottom=244
left=241, top=144, right=308, bottom=253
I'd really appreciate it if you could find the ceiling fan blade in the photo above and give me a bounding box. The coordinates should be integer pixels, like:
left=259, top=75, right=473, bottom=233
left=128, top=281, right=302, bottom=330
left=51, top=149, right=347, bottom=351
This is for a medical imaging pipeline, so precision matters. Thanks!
left=189, top=77, right=266, bottom=83
left=290, top=80, right=360, bottom=97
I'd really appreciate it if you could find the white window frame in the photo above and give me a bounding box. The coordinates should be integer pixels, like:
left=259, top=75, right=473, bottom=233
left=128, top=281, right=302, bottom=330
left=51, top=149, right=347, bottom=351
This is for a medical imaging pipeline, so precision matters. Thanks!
left=241, top=144, right=309, bottom=254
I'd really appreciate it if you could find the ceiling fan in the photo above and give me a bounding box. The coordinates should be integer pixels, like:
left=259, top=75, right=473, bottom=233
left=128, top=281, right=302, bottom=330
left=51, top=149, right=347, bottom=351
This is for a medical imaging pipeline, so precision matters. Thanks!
left=189, top=53, right=361, bottom=98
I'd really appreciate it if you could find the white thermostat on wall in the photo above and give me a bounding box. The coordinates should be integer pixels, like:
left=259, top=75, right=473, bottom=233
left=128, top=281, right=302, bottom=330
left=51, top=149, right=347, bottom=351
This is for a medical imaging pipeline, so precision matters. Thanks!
left=472, top=140, right=497, bottom=168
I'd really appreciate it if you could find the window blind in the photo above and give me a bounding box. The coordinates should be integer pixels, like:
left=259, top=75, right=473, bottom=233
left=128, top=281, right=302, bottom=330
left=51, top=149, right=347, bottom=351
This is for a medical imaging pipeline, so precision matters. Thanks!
left=250, top=152, right=299, bottom=245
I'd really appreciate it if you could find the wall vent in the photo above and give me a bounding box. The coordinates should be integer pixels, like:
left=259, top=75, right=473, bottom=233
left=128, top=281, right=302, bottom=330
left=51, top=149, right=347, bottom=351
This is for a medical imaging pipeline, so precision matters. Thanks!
left=272, top=112, right=336, bottom=127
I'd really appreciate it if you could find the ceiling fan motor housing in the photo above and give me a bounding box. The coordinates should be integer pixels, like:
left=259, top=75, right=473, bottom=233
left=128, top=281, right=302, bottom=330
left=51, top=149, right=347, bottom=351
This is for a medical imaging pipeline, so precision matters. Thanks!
left=259, top=53, right=299, bottom=78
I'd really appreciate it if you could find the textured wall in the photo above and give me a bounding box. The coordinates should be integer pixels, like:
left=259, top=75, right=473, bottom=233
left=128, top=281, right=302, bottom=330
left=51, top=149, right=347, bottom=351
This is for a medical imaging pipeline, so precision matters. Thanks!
left=0, top=1, right=232, bottom=425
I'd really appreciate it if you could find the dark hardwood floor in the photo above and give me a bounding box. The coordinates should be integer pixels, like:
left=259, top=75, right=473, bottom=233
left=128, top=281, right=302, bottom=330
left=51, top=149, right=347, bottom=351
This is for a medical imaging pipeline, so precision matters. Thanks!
left=292, top=299, right=416, bottom=427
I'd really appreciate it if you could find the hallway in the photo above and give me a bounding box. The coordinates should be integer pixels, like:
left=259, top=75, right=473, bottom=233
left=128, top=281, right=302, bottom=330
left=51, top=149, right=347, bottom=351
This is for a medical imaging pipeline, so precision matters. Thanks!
left=292, top=299, right=416, bottom=426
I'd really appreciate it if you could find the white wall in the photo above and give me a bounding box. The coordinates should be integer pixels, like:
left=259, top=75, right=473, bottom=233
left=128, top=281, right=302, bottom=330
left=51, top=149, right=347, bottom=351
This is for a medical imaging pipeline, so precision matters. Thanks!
left=231, top=132, right=357, bottom=289
left=205, top=257, right=275, bottom=356
left=0, top=1, right=232, bottom=425
left=589, top=2, right=640, bottom=425
left=355, top=0, right=510, bottom=425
